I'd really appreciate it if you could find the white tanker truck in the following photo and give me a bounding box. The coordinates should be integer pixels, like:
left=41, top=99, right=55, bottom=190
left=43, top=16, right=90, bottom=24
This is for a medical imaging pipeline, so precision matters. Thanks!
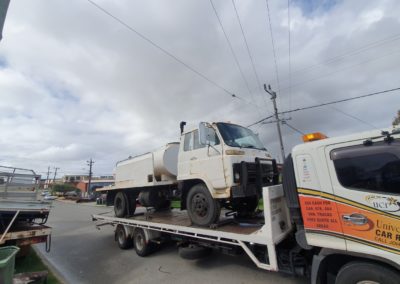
left=98, top=122, right=278, bottom=226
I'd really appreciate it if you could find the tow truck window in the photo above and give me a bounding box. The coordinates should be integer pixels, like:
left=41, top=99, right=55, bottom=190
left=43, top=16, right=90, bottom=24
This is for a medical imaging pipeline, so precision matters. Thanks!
left=332, top=143, right=400, bottom=194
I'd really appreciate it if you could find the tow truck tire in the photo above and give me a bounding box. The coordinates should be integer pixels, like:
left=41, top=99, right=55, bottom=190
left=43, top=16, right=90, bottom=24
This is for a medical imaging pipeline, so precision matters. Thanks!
left=335, top=261, right=400, bottom=284
left=114, top=192, right=128, bottom=217
left=178, top=244, right=212, bottom=260
left=134, top=228, right=155, bottom=257
left=187, top=184, right=221, bottom=226
left=115, top=225, right=132, bottom=249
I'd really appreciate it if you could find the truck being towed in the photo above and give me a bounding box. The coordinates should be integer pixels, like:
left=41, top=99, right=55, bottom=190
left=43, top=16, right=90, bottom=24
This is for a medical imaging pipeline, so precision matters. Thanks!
left=98, top=121, right=278, bottom=226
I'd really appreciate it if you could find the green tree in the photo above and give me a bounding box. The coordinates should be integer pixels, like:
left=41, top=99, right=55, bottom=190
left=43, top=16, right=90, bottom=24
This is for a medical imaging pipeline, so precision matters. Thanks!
left=51, top=184, right=80, bottom=196
left=393, top=110, right=400, bottom=127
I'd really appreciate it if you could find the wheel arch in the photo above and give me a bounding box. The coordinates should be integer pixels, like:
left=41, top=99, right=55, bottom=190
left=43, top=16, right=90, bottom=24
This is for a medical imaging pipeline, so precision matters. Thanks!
left=311, top=248, right=400, bottom=284
left=179, top=179, right=209, bottom=210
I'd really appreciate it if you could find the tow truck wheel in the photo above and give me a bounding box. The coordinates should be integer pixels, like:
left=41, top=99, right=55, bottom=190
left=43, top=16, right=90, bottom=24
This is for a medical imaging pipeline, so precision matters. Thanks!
left=114, top=192, right=128, bottom=217
left=335, top=261, right=400, bottom=284
left=115, top=225, right=132, bottom=249
left=187, top=184, right=221, bottom=226
left=133, top=228, right=155, bottom=257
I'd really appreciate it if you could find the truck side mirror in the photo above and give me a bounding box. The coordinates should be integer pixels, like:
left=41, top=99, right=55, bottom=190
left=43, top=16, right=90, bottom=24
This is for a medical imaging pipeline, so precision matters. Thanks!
left=199, top=122, right=209, bottom=145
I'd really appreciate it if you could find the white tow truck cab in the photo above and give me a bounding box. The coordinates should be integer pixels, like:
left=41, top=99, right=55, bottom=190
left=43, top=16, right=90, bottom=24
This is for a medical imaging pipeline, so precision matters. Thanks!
left=94, top=127, right=400, bottom=284
left=100, top=121, right=277, bottom=226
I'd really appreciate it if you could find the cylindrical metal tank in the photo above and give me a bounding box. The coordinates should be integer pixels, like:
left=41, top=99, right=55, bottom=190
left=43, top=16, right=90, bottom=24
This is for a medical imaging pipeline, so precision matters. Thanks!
left=153, top=143, right=179, bottom=178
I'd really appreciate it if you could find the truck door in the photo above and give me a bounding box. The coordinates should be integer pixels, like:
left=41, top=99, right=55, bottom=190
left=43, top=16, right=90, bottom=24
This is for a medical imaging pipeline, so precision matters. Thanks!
left=326, top=139, right=400, bottom=258
left=178, top=129, right=226, bottom=189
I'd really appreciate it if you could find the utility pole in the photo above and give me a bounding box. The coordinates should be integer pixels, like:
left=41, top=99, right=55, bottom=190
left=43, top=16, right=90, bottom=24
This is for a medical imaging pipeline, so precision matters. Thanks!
left=264, top=84, right=285, bottom=162
left=53, top=167, right=59, bottom=184
left=45, top=166, right=51, bottom=189
left=87, top=158, right=94, bottom=197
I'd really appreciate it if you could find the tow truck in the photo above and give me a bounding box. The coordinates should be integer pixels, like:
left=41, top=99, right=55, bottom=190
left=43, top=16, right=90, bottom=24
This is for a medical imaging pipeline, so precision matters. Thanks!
left=93, top=127, right=400, bottom=284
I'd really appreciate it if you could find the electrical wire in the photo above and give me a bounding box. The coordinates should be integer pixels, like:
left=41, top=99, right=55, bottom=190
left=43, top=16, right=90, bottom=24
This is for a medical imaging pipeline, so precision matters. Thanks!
left=209, top=0, right=262, bottom=116
left=247, top=86, right=400, bottom=127
left=279, top=48, right=400, bottom=92
left=231, top=1, right=264, bottom=97
left=281, top=33, right=400, bottom=81
left=265, top=0, right=281, bottom=97
left=86, top=0, right=246, bottom=102
left=287, top=0, right=292, bottom=114
left=329, top=105, right=379, bottom=130
left=283, top=121, right=304, bottom=135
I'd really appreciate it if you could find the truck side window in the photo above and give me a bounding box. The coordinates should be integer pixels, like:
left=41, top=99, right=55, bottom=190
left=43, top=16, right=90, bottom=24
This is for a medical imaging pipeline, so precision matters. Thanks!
left=331, top=142, right=400, bottom=194
left=184, top=132, right=193, bottom=151
left=208, top=128, right=220, bottom=146
left=193, top=130, right=205, bottom=150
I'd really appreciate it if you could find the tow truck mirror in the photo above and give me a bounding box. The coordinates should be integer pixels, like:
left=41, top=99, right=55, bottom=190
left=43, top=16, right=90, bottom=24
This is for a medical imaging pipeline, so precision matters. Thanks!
left=199, top=122, right=209, bottom=145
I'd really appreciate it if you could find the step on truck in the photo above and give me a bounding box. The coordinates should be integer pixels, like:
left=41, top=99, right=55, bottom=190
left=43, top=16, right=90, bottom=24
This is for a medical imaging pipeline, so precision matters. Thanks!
left=93, top=127, right=400, bottom=284
left=97, top=121, right=277, bottom=226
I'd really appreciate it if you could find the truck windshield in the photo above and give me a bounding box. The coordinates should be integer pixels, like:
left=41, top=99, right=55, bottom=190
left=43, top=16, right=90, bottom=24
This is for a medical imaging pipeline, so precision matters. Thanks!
left=216, top=123, right=266, bottom=150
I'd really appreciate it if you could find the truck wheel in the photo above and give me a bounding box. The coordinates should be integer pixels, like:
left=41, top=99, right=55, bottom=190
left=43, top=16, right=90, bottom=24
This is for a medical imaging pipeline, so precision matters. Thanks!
left=178, top=244, right=212, bottom=260
left=335, top=261, right=400, bottom=284
left=114, top=192, right=127, bottom=217
left=126, top=193, right=137, bottom=216
left=187, top=184, right=221, bottom=226
left=133, top=228, right=156, bottom=257
left=115, top=225, right=133, bottom=249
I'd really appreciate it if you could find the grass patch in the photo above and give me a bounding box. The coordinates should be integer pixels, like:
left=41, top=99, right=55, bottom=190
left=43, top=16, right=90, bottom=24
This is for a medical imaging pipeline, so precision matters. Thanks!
left=15, top=247, right=60, bottom=284
left=258, top=199, right=264, bottom=210
left=171, top=200, right=180, bottom=209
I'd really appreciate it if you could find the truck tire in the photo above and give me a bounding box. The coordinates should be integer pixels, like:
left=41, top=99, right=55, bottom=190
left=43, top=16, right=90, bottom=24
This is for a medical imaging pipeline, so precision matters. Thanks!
left=133, top=228, right=156, bottom=257
left=335, top=261, right=400, bottom=284
left=126, top=193, right=137, bottom=216
left=186, top=184, right=221, bottom=226
left=115, top=225, right=133, bottom=249
left=114, top=192, right=127, bottom=217
left=178, top=244, right=212, bottom=260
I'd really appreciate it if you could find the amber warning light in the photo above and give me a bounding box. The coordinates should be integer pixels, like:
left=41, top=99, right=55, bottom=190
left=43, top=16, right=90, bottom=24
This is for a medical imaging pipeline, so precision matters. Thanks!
left=302, top=132, right=328, bottom=142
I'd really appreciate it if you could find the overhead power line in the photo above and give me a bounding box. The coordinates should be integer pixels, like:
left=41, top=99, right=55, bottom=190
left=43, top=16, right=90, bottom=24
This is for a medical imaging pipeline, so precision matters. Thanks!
left=287, top=0, right=292, bottom=112
left=265, top=0, right=281, bottom=96
left=209, top=0, right=261, bottom=115
left=86, top=0, right=245, bottom=101
left=283, top=121, right=304, bottom=135
left=248, top=87, right=400, bottom=127
left=279, top=49, right=400, bottom=92
left=281, top=32, right=400, bottom=81
left=231, top=1, right=264, bottom=97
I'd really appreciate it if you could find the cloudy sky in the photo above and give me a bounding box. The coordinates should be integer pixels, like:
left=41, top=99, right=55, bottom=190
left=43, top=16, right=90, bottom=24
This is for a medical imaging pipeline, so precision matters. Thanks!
left=1, top=0, right=400, bottom=178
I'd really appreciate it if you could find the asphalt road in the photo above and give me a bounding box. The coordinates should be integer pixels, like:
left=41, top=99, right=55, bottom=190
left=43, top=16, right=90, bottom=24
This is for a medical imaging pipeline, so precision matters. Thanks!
left=36, top=201, right=308, bottom=284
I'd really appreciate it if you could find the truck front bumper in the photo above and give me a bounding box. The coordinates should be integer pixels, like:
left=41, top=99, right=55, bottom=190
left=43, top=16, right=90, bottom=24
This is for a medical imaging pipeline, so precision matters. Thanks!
left=231, top=158, right=278, bottom=198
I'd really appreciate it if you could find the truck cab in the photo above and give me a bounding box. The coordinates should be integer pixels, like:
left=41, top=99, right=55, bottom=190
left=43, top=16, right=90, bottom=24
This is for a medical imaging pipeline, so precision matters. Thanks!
left=178, top=122, right=278, bottom=225
left=283, top=128, right=400, bottom=283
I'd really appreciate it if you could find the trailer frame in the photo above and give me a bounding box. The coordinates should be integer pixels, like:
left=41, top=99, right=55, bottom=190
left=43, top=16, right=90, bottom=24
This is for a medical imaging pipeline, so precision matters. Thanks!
left=93, top=185, right=292, bottom=272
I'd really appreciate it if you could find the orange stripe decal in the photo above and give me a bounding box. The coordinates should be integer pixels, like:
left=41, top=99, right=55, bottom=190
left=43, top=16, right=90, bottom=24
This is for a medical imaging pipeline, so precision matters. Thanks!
left=298, top=192, right=400, bottom=252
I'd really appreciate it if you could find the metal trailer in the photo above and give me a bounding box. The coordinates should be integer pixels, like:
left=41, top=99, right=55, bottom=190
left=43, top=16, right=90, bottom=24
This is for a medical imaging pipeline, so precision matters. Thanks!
left=0, top=165, right=52, bottom=253
left=0, top=224, right=52, bottom=253
left=92, top=185, right=295, bottom=272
